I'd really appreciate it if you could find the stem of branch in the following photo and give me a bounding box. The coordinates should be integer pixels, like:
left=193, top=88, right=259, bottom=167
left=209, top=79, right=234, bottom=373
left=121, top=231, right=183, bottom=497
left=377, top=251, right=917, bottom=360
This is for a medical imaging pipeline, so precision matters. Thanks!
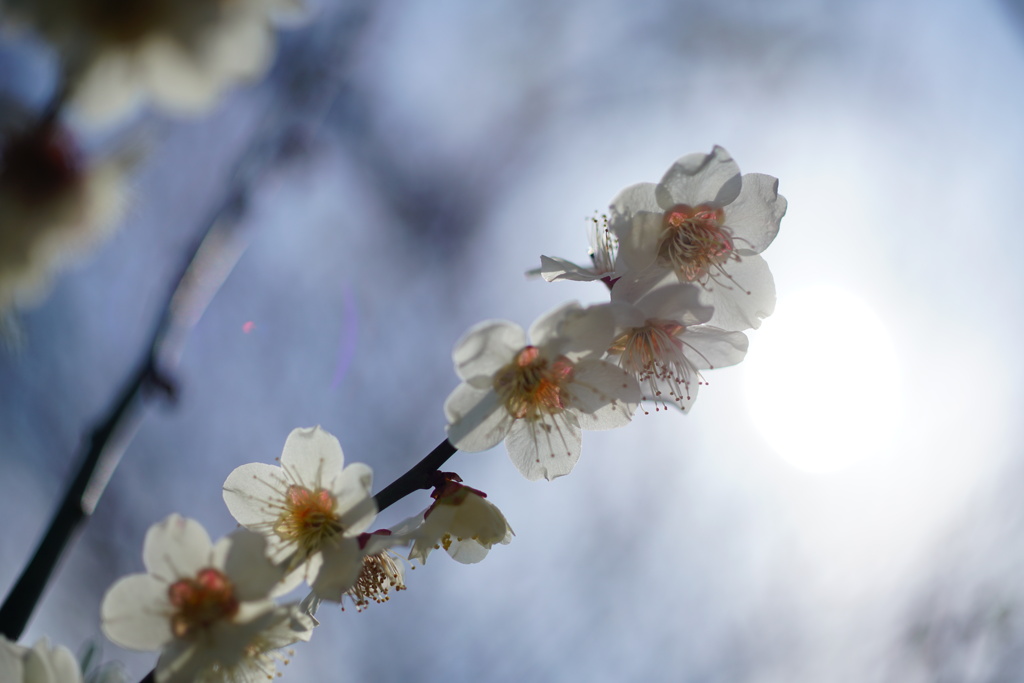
left=373, top=439, right=458, bottom=514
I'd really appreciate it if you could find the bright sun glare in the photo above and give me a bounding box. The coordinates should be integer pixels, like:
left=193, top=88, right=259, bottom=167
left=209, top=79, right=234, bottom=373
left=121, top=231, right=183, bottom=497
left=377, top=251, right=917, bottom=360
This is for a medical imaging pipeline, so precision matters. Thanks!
left=743, top=285, right=902, bottom=473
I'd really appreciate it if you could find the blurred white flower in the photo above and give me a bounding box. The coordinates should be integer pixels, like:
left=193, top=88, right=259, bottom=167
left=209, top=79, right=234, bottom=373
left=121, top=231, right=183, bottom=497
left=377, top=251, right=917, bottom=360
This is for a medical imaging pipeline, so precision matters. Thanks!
left=3, top=0, right=299, bottom=122
left=610, top=146, right=786, bottom=330
left=222, top=425, right=379, bottom=602
left=409, top=474, right=513, bottom=565
left=607, top=277, right=748, bottom=413
left=445, top=302, right=640, bottom=481
left=100, top=514, right=311, bottom=683
left=0, top=122, right=124, bottom=313
left=534, top=212, right=620, bottom=284
left=0, top=636, right=83, bottom=683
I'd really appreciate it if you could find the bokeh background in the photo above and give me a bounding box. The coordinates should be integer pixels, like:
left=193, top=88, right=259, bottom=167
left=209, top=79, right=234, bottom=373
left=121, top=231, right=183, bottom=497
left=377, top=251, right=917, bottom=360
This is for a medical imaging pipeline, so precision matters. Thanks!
left=3, top=0, right=1024, bottom=680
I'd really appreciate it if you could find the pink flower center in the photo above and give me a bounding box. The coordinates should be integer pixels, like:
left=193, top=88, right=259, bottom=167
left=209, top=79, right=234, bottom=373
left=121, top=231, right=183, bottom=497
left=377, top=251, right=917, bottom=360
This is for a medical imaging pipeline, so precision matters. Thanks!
left=273, top=485, right=342, bottom=554
left=657, top=204, right=735, bottom=283
left=167, top=568, right=239, bottom=638
left=492, top=346, right=575, bottom=420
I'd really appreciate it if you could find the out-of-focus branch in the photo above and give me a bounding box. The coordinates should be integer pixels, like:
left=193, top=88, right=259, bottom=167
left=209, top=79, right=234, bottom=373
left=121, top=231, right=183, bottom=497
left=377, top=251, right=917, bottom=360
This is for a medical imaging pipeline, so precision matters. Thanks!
left=0, top=195, right=249, bottom=641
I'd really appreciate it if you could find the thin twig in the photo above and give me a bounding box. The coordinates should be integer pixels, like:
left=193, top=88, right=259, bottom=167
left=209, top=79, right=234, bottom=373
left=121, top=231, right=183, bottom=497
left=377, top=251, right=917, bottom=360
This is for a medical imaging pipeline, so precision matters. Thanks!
left=373, top=439, right=459, bottom=514
left=0, top=203, right=249, bottom=640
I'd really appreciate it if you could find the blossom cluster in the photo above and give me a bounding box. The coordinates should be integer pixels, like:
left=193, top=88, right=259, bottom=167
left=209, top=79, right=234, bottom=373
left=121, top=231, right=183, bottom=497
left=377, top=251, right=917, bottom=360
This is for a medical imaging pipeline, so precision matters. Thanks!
left=446, top=145, right=785, bottom=480
left=10, top=146, right=783, bottom=682
left=98, top=426, right=514, bottom=682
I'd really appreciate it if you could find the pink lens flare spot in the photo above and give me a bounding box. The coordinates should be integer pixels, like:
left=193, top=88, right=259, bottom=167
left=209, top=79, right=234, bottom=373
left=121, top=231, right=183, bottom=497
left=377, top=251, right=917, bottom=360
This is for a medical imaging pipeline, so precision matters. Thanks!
left=242, top=321, right=255, bottom=334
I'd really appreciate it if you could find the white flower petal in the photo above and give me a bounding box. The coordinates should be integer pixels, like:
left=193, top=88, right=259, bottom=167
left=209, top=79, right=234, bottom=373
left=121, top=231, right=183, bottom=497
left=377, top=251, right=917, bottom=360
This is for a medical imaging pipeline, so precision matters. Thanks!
left=221, top=530, right=283, bottom=601
left=570, top=360, right=640, bottom=429
left=334, top=463, right=377, bottom=535
left=101, top=574, right=173, bottom=651
left=222, top=462, right=289, bottom=528
left=280, top=426, right=345, bottom=490
left=444, top=384, right=511, bottom=452
left=656, top=146, right=741, bottom=208
left=609, top=181, right=660, bottom=235
left=701, top=253, right=776, bottom=331
left=536, top=255, right=603, bottom=282
left=541, top=303, right=618, bottom=361
left=24, top=640, right=80, bottom=683
left=445, top=539, right=490, bottom=564
left=681, top=327, right=749, bottom=370
left=725, top=172, right=787, bottom=254
left=452, top=320, right=526, bottom=381
left=617, top=211, right=663, bottom=272
left=0, top=638, right=23, bottom=681
left=527, top=301, right=582, bottom=347
left=629, top=281, right=713, bottom=326
left=505, top=415, right=582, bottom=481
left=143, top=514, right=212, bottom=581
left=310, top=538, right=364, bottom=602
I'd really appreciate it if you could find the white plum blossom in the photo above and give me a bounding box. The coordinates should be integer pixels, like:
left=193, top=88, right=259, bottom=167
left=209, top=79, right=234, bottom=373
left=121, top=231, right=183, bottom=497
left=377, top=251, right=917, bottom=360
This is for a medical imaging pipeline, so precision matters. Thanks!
left=534, top=212, right=620, bottom=284
left=0, top=122, right=125, bottom=313
left=445, top=302, right=641, bottom=481
left=100, top=514, right=312, bottom=683
left=610, top=146, right=786, bottom=331
left=222, top=425, right=379, bottom=602
left=409, top=474, right=513, bottom=565
left=2, top=0, right=301, bottom=123
left=0, top=636, right=82, bottom=683
left=607, top=277, right=748, bottom=413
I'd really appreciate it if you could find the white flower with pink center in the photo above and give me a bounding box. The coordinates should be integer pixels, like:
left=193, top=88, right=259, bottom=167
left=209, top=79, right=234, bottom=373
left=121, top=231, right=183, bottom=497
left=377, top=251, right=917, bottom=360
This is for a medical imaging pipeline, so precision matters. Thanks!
left=100, top=514, right=311, bottom=683
left=0, top=636, right=82, bottom=683
left=610, top=146, right=786, bottom=331
left=408, top=475, right=514, bottom=565
left=222, top=426, right=379, bottom=602
left=608, top=277, right=748, bottom=413
left=445, top=302, right=641, bottom=481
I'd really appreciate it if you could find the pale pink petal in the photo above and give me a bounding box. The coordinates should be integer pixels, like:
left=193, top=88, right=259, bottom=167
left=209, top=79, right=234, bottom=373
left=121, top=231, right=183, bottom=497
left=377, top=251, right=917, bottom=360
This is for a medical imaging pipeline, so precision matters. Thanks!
left=100, top=574, right=173, bottom=651
left=570, top=360, right=640, bottom=429
left=279, top=426, right=345, bottom=490
left=142, top=515, right=212, bottom=581
left=656, top=146, right=741, bottom=208
left=452, top=321, right=526, bottom=381
left=724, top=173, right=786, bottom=254
left=444, top=384, right=512, bottom=452
left=505, top=414, right=582, bottom=481
left=222, top=462, right=288, bottom=528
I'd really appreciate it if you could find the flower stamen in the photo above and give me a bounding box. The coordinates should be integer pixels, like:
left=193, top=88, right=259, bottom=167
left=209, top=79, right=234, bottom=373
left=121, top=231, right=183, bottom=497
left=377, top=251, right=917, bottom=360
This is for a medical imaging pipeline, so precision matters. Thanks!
left=658, top=204, right=742, bottom=287
left=493, top=346, right=575, bottom=420
left=167, top=568, right=239, bottom=638
left=273, top=485, right=343, bottom=557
